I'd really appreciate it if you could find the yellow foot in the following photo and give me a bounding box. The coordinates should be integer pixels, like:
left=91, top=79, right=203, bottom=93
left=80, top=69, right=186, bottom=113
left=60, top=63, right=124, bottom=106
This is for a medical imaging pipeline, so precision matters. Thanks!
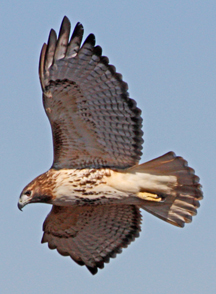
left=137, top=192, right=163, bottom=202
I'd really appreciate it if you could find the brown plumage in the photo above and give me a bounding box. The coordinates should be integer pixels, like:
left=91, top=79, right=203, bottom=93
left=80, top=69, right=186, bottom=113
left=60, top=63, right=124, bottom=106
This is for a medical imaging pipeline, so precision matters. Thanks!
left=18, top=16, right=203, bottom=275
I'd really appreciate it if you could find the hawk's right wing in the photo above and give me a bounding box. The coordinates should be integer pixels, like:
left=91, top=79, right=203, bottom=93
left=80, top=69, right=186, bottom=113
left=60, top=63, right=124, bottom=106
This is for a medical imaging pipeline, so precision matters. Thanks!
left=42, top=204, right=141, bottom=275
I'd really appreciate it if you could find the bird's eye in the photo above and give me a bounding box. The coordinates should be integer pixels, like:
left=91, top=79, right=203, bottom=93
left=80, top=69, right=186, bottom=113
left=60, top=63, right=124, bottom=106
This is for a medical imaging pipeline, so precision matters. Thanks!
left=24, top=190, right=32, bottom=197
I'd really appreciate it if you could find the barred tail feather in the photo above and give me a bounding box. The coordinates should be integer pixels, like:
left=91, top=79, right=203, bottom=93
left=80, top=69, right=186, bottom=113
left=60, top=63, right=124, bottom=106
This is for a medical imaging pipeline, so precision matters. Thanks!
left=131, top=152, right=203, bottom=227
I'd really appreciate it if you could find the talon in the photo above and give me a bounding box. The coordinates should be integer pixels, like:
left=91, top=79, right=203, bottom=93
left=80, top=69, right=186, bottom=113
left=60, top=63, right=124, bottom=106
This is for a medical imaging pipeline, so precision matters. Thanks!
left=137, top=192, right=162, bottom=202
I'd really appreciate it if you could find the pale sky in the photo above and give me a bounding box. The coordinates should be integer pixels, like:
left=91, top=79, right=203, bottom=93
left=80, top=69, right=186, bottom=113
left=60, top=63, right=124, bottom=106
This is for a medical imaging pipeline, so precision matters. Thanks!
left=1, top=1, right=216, bottom=293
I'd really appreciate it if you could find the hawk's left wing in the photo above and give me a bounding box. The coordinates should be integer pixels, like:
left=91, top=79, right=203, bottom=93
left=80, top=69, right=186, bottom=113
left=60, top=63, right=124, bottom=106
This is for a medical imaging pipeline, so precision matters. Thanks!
left=39, top=17, right=143, bottom=170
left=42, top=204, right=141, bottom=275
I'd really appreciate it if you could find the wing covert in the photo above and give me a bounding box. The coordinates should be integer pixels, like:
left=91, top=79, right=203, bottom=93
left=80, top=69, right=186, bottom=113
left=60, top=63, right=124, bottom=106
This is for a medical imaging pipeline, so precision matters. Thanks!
left=39, top=16, right=143, bottom=169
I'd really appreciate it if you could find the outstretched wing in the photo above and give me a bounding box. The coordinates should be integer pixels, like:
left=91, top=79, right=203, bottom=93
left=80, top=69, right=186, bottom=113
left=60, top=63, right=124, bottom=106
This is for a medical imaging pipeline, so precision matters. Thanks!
left=42, top=204, right=141, bottom=275
left=39, top=17, right=143, bottom=169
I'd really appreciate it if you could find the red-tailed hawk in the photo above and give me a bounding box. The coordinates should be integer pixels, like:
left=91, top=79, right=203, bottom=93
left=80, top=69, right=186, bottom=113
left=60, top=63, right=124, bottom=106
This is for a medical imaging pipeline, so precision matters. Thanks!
left=18, top=16, right=203, bottom=275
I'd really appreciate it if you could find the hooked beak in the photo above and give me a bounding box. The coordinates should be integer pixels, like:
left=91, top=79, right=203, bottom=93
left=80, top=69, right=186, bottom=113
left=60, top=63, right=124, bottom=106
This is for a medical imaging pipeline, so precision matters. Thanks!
left=17, top=194, right=30, bottom=211
left=17, top=201, right=23, bottom=211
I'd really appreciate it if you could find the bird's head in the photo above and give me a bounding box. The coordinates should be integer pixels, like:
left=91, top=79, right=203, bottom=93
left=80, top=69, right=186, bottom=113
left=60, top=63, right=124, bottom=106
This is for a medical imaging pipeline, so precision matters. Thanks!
left=18, top=171, right=54, bottom=211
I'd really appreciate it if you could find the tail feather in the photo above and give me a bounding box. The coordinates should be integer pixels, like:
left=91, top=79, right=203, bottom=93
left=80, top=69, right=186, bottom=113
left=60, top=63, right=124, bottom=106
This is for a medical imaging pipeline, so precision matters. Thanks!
left=131, top=151, right=185, bottom=173
left=133, top=152, right=203, bottom=227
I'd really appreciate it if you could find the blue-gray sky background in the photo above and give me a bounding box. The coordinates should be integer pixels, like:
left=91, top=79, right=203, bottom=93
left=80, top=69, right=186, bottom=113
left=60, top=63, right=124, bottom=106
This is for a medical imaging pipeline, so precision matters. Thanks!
left=1, top=1, right=215, bottom=293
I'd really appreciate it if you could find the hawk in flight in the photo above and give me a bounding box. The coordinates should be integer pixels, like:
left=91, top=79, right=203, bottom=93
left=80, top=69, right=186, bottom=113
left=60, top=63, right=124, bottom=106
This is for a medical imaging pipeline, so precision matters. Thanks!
left=18, top=16, right=203, bottom=275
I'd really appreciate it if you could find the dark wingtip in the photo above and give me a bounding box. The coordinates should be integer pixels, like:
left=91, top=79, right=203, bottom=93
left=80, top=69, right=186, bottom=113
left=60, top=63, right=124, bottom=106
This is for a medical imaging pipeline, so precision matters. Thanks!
left=71, top=22, right=84, bottom=39
left=58, top=16, right=71, bottom=38
left=86, top=265, right=98, bottom=275
left=83, top=33, right=96, bottom=47
left=62, top=16, right=70, bottom=25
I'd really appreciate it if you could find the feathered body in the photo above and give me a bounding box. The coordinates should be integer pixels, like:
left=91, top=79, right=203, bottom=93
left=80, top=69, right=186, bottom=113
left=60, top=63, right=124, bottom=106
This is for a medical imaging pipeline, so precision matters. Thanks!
left=18, top=17, right=203, bottom=275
